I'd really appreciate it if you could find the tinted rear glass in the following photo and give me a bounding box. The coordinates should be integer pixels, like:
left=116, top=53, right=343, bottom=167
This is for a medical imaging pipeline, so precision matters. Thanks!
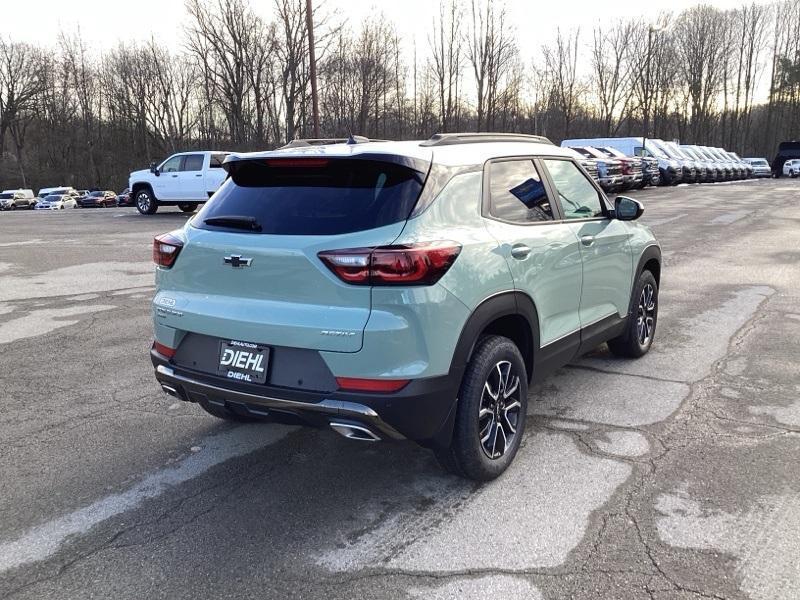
left=195, top=158, right=426, bottom=235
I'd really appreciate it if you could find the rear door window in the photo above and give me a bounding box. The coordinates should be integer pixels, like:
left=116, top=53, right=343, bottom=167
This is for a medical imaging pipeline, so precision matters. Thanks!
left=182, top=154, right=204, bottom=171
left=195, top=157, right=426, bottom=235
left=488, top=159, right=553, bottom=223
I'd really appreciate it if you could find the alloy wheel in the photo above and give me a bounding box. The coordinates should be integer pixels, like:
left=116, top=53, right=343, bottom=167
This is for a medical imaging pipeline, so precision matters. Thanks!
left=478, top=361, right=522, bottom=460
left=137, top=192, right=150, bottom=212
left=636, top=283, right=656, bottom=346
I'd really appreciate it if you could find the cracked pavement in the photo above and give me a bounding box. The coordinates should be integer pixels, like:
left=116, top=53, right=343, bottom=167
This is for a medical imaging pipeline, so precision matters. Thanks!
left=0, top=180, right=798, bottom=599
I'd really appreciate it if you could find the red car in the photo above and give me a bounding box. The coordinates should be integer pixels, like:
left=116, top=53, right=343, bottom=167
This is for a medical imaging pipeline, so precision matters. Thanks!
left=79, top=190, right=117, bottom=208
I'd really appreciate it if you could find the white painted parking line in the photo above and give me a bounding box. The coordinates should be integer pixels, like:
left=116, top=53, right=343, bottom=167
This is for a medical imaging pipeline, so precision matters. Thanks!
left=711, top=210, right=752, bottom=225
left=0, top=424, right=295, bottom=574
left=647, top=213, right=689, bottom=226
left=0, top=239, right=44, bottom=247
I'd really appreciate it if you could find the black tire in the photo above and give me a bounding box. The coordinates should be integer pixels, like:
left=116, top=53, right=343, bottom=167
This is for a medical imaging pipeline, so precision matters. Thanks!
left=198, top=399, right=259, bottom=422
left=608, top=270, right=658, bottom=358
left=435, top=335, right=528, bottom=481
left=178, top=203, right=199, bottom=213
left=135, top=187, right=158, bottom=215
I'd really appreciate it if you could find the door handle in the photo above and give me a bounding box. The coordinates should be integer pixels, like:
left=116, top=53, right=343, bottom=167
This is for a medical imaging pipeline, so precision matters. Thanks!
left=195, top=174, right=202, bottom=177
left=510, top=244, right=531, bottom=259
left=580, top=235, right=595, bottom=247
left=171, top=174, right=178, bottom=178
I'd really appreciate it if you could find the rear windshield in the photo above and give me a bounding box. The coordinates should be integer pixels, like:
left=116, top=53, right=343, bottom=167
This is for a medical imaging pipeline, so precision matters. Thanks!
left=195, top=158, right=427, bottom=235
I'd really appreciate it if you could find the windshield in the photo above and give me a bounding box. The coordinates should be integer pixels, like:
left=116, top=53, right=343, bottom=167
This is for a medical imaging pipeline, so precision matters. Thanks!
left=89, top=191, right=104, bottom=197
left=601, top=147, right=625, bottom=158
left=665, top=143, right=689, bottom=160
left=0, top=193, right=13, bottom=199
left=196, top=157, right=427, bottom=236
left=44, top=195, right=62, bottom=201
left=645, top=141, right=669, bottom=159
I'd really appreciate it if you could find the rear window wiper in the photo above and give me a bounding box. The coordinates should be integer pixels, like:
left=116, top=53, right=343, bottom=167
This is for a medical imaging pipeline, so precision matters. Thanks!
left=203, top=215, right=262, bottom=232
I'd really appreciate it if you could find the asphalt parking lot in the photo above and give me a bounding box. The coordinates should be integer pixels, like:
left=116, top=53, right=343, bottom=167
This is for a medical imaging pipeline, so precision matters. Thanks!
left=0, top=179, right=798, bottom=599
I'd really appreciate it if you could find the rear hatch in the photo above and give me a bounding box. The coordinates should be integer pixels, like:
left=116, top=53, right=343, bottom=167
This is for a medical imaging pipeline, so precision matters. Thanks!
left=156, top=154, right=430, bottom=353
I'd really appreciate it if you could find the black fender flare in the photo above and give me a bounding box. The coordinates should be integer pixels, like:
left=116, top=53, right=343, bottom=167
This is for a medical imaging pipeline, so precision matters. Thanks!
left=635, top=244, right=662, bottom=284
left=449, top=291, right=540, bottom=379
left=426, top=291, right=540, bottom=449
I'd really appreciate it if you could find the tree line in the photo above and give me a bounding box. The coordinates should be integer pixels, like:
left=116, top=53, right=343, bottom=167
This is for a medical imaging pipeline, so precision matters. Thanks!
left=1, top=0, right=799, bottom=191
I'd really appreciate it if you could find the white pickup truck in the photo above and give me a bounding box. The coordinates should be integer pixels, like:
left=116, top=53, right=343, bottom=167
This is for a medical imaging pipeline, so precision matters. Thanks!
left=128, top=151, right=230, bottom=215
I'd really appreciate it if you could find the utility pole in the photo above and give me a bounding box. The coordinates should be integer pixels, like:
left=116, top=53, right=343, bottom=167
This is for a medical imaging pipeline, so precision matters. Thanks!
left=306, top=0, right=320, bottom=138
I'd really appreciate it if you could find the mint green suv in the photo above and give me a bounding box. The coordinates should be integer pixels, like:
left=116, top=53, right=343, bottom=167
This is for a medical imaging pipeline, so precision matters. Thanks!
left=150, top=133, right=661, bottom=481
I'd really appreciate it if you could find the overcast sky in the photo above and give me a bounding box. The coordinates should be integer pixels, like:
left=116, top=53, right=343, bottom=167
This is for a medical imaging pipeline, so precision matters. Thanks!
left=5, top=0, right=776, bottom=60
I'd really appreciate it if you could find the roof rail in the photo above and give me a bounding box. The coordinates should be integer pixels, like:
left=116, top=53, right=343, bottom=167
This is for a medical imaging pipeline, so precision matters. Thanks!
left=420, top=132, right=553, bottom=147
left=280, top=135, right=387, bottom=149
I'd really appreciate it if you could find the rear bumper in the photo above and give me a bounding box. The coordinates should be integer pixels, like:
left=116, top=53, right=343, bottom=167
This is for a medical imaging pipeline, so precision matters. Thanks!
left=151, top=350, right=461, bottom=444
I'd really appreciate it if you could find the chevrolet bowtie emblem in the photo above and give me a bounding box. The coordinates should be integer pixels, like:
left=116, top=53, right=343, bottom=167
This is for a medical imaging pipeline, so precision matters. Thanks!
left=223, top=255, right=253, bottom=268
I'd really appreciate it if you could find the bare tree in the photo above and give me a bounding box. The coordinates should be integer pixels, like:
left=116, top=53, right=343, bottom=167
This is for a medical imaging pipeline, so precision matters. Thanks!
left=0, top=39, right=44, bottom=185
left=467, top=0, right=517, bottom=131
left=591, top=22, right=636, bottom=136
left=430, top=0, right=463, bottom=132
left=542, top=28, right=583, bottom=139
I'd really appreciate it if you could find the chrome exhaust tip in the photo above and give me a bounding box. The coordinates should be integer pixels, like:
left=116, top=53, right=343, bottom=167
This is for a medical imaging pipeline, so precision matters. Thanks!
left=161, top=384, right=179, bottom=397
left=330, top=422, right=381, bottom=442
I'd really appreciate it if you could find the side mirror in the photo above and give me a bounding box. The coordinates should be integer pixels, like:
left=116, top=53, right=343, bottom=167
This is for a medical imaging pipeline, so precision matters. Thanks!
left=149, top=162, right=160, bottom=176
left=614, top=196, right=644, bottom=221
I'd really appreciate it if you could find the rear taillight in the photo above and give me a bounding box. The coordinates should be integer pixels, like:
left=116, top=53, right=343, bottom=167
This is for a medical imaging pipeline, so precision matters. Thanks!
left=336, top=377, right=409, bottom=393
left=153, top=232, right=183, bottom=268
left=318, top=242, right=461, bottom=286
left=152, top=341, right=175, bottom=358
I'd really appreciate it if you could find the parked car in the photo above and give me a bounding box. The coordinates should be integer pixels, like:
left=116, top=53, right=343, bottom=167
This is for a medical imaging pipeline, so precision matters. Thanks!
left=685, top=146, right=724, bottom=182
left=150, top=133, right=662, bottom=481
left=592, top=147, right=646, bottom=189
left=129, top=151, right=231, bottom=215
left=37, top=186, right=75, bottom=199
left=727, top=152, right=752, bottom=179
left=116, top=188, right=133, bottom=206
left=678, top=145, right=716, bottom=183
left=79, top=190, right=117, bottom=208
left=0, top=189, right=36, bottom=210
left=663, top=141, right=704, bottom=183
left=647, top=140, right=696, bottom=183
left=695, top=146, right=731, bottom=180
left=712, top=148, right=743, bottom=179
left=35, top=193, right=78, bottom=210
left=783, top=159, right=800, bottom=177
left=561, top=137, right=681, bottom=185
left=565, top=147, right=624, bottom=191
left=743, top=158, right=772, bottom=178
